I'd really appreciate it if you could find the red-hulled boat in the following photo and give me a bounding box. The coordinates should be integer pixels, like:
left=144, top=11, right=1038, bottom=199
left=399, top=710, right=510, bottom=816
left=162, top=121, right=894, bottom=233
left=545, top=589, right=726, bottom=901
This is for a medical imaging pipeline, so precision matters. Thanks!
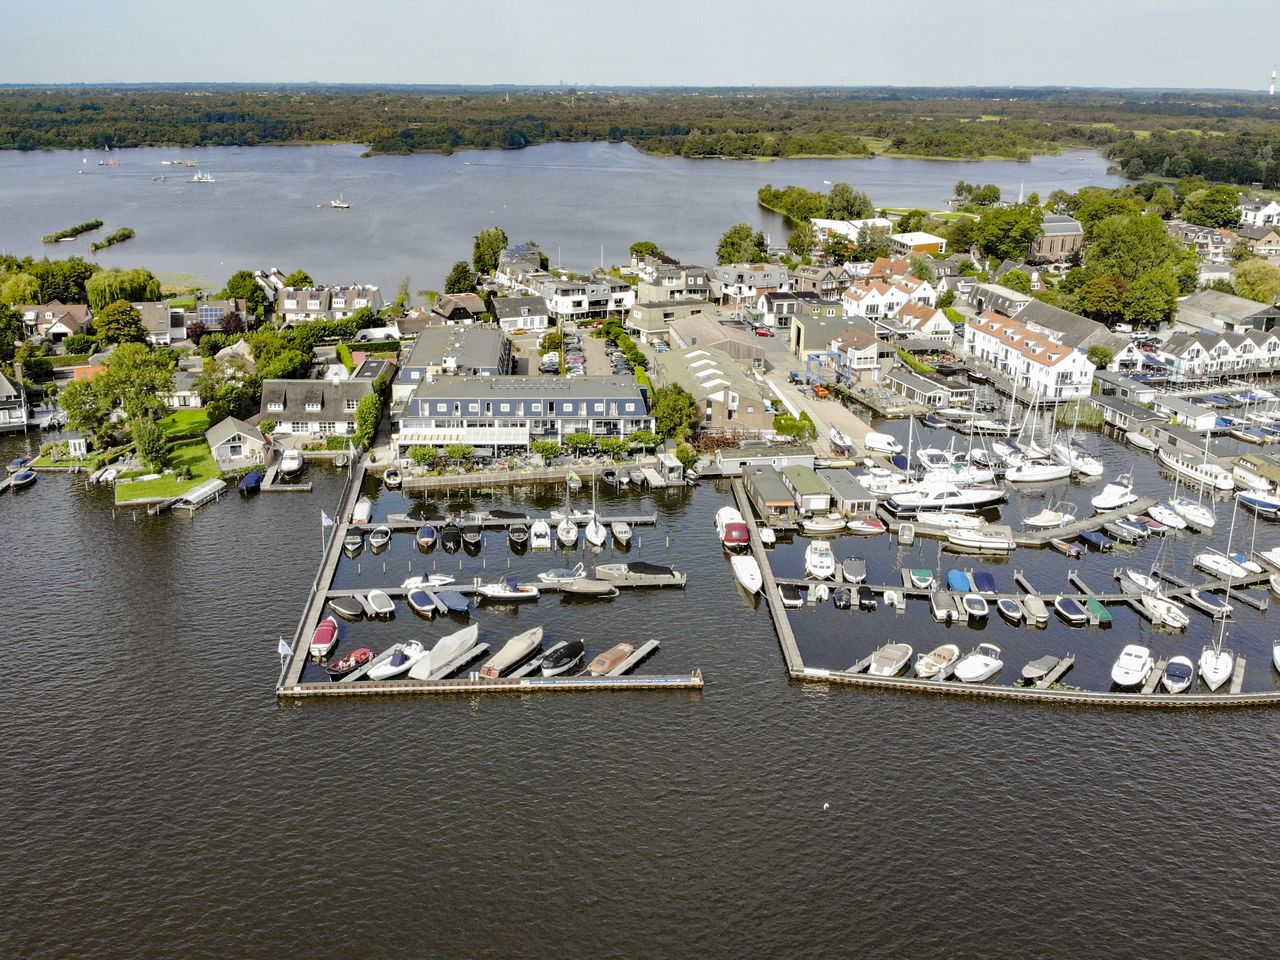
left=309, top=616, right=340, bottom=657
left=325, top=646, right=373, bottom=679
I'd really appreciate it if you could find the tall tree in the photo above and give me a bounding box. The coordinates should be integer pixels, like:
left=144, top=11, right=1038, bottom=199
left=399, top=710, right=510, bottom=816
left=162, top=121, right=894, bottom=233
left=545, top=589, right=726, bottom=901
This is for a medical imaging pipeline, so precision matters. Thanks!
left=60, top=376, right=116, bottom=446
left=85, top=268, right=161, bottom=312
left=0, top=304, right=23, bottom=370
left=95, top=300, right=148, bottom=344
left=1179, top=185, right=1241, bottom=228
left=851, top=225, right=893, bottom=262
left=652, top=384, right=699, bottom=439
left=221, top=270, right=270, bottom=318
left=896, top=209, right=928, bottom=234
left=283, top=269, right=313, bottom=287
left=716, top=222, right=768, bottom=264
left=472, top=226, right=509, bottom=276
left=0, top=272, right=41, bottom=306
left=1234, top=259, right=1280, bottom=304
left=629, top=241, right=666, bottom=259
left=825, top=182, right=874, bottom=220
left=971, top=205, right=1044, bottom=262
left=105, top=342, right=175, bottom=421
left=131, top=417, right=168, bottom=471
left=787, top=222, right=817, bottom=258
left=444, top=261, right=477, bottom=294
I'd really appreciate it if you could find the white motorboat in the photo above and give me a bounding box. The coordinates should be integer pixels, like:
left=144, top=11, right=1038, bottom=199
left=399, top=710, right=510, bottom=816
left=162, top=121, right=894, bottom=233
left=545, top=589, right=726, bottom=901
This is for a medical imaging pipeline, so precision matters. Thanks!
left=476, top=577, right=540, bottom=601
left=915, top=643, right=961, bottom=679
left=1120, top=568, right=1161, bottom=593
left=352, top=496, right=373, bottom=525
left=1110, top=644, right=1154, bottom=688
left=368, top=640, right=427, bottom=680
left=1194, top=551, right=1248, bottom=580
left=1158, top=448, right=1234, bottom=492
left=841, top=558, right=866, bottom=584
left=584, top=516, right=608, bottom=547
left=1024, top=504, right=1075, bottom=529
left=1199, top=644, right=1234, bottom=692
left=757, top=524, right=776, bottom=546
left=945, top=526, right=1016, bottom=554
left=1169, top=497, right=1215, bottom=530
left=1090, top=473, right=1137, bottom=511
left=1237, top=491, right=1280, bottom=516
left=1125, top=430, right=1158, bottom=452
left=913, top=511, right=986, bottom=531
left=801, top=513, right=846, bottom=535
left=556, top=517, right=579, bottom=547
left=366, top=589, right=396, bottom=617
left=1146, top=503, right=1187, bottom=530
left=538, top=562, right=586, bottom=584
left=610, top=521, right=633, bottom=545
left=479, top=627, right=544, bottom=678
left=1050, top=438, right=1105, bottom=477
left=1005, top=459, right=1071, bottom=483
left=829, top=427, right=853, bottom=452
left=863, top=431, right=903, bottom=455
left=309, top=615, right=340, bottom=657
left=886, top=480, right=1004, bottom=512
left=408, top=624, right=480, bottom=680
left=804, top=540, right=837, bottom=580
left=954, top=643, right=1003, bottom=683
left=404, top=573, right=456, bottom=590
left=715, top=505, right=751, bottom=548
left=961, top=593, right=990, bottom=621
left=1162, top=655, right=1195, bottom=694
left=858, top=472, right=920, bottom=497
left=1232, top=461, right=1272, bottom=492
left=278, top=450, right=304, bottom=477
left=1139, top=594, right=1189, bottom=630
left=868, top=643, right=913, bottom=677
left=730, top=554, right=763, bottom=594
left=530, top=519, right=552, bottom=549
left=846, top=518, right=887, bottom=536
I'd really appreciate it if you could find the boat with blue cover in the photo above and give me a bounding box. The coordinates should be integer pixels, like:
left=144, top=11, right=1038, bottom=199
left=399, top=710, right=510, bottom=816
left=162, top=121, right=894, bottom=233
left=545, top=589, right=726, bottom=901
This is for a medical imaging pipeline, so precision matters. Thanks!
left=1079, top=530, right=1114, bottom=552
left=437, top=591, right=470, bottom=614
left=972, top=571, right=996, bottom=594
left=238, top=470, right=263, bottom=493
left=946, top=569, right=972, bottom=592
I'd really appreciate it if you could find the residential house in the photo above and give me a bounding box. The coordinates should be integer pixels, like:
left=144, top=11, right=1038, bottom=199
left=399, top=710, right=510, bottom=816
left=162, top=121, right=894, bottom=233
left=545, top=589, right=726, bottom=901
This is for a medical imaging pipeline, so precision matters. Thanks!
left=714, top=444, right=816, bottom=477
left=1028, top=215, right=1085, bottom=264
left=259, top=358, right=392, bottom=437
left=392, top=326, right=512, bottom=403
left=992, top=260, right=1043, bottom=290
left=189, top=296, right=248, bottom=333
left=817, top=469, right=875, bottom=517
left=890, top=231, right=946, bottom=257
left=1092, top=369, right=1159, bottom=405
left=1152, top=395, right=1217, bottom=432
left=134, top=302, right=186, bottom=346
left=1089, top=395, right=1168, bottom=433
left=863, top=257, right=914, bottom=282
left=214, top=339, right=257, bottom=376
left=491, top=295, right=551, bottom=333
left=165, top=369, right=203, bottom=410
left=810, top=217, right=893, bottom=243
left=1234, top=224, right=1280, bottom=259
left=627, top=299, right=709, bottom=344
left=1157, top=331, right=1220, bottom=378
left=968, top=282, right=1033, bottom=318
left=1012, top=299, right=1128, bottom=355
left=841, top=279, right=909, bottom=321
left=709, top=264, right=791, bottom=306
left=1239, top=197, right=1280, bottom=228
left=964, top=311, right=1096, bottom=400
left=791, top=314, right=865, bottom=362
left=1167, top=221, right=1236, bottom=263
left=829, top=327, right=881, bottom=383
left=896, top=301, right=954, bottom=343
left=654, top=346, right=774, bottom=437
left=628, top=252, right=682, bottom=282
left=205, top=416, right=268, bottom=469
left=780, top=465, right=832, bottom=514
left=494, top=250, right=634, bottom=321
left=887, top=368, right=974, bottom=407
left=635, top=264, right=712, bottom=302
left=394, top=375, right=653, bottom=456
left=791, top=264, right=849, bottom=298
left=755, top=290, right=823, bottom=330
left=430, top=293, right=488, bottom=324
left=666, top=314, right=767, bottom=366
left=0, top=369, right=29, bottom=433
left=742, top=465, right=799, bottom=524
left=17, top=301, right=91, bottom=342
left=275, top=284, right=383, bottom=324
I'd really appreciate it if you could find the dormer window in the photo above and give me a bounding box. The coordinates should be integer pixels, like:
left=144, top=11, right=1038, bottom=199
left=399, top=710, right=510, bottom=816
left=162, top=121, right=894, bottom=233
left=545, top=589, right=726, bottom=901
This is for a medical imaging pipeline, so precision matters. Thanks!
left=268, top=401, right=284, bottom=412
left=305, top=401, right=322, bottom=412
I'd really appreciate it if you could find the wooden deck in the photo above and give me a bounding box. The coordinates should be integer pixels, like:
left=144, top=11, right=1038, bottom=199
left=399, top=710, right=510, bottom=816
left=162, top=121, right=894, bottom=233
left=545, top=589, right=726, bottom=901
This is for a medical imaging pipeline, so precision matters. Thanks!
left=732, top=479, right=804, bottom=675
left=281, top=670, right=705, bottom=698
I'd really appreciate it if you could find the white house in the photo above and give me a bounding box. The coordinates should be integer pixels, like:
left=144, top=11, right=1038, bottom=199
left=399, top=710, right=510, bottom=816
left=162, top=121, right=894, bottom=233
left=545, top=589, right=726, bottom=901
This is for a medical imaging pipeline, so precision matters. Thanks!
left=841, top=280, right=909, bottom=321
left=205, top=416, right=268, bottom=468
left=276, top=284, right=383, bottom=324
left=711, top=264, right=791, bottom=305
left=492, top=296, right=551, bottom=333
left=896, top=301, right=954, bottom=343
left=830, top=328, right=880, bottom=381
left=890, top=232, right=947, bottom=257
left=811, top=217, right=894, bottom=242
left=1239, top=197, right=1280, bottom=228
left=964, top=311, right=1095, bottom=400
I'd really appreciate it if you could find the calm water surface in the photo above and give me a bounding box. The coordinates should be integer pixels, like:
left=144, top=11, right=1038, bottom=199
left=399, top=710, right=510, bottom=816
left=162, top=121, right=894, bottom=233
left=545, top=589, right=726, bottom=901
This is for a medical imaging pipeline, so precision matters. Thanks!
left=4, top=424, right=1280, bottom=958
left=0, top=143, right=1122, bottom=290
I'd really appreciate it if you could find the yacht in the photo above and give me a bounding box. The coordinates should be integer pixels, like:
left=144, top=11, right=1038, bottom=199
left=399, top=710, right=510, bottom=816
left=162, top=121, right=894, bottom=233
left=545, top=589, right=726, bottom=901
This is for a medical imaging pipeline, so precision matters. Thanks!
left=189, top=169, right=216, bottom=183
left=953, top=643, right=1003, bottom=683
left=715, top=506, right=751, bottom=549
left=885, top=480, right=1004, bottom=514
left=1145, top=503, right=1187, bottom=530
left=913, top=511, right=986, bottom=532
left=1090, top=473, right=1137, bottom=511
left=1195, top=551, right=1249, bottom=580
left=1050, top=438, right=1105, bottom=477
left=1157, top=448, right=1234, bottom=492
left=330, top=194, right=350, bottom=208
left=1199, top=643, right=1234, bottom=692
left=1110, top=644, right=1155, bottom=688
left=1168, top=496, right=1215, bottom=530
left=804, top=540, right=837, bottom=580
left=1139, top=594, right=1190, bottom=630
left=945, top=526, right=1016, bottom=554
left=1005, top=459, right=1071, bottom=483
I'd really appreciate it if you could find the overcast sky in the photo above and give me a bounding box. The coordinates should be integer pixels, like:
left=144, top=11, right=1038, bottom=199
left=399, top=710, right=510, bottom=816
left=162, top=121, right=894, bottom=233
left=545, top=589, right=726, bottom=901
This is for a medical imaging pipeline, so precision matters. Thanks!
left=5, top=0, right=1276, bottom=90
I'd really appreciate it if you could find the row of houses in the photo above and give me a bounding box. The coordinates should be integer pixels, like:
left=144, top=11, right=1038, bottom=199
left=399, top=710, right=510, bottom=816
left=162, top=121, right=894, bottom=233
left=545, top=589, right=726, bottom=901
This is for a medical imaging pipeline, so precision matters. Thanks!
left=17, top=297, right=248, bottom=346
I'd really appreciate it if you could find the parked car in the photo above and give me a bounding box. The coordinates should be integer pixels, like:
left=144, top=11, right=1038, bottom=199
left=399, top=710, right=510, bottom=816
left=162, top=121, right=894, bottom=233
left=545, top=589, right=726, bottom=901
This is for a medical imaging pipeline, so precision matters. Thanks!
left=753, top=327, right=776, bottom=338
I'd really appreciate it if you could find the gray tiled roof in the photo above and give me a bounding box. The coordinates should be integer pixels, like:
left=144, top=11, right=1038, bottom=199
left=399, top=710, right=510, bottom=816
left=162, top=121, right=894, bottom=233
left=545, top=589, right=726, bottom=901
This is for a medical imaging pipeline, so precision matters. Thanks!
left=411, top=374, right=644, bottom=402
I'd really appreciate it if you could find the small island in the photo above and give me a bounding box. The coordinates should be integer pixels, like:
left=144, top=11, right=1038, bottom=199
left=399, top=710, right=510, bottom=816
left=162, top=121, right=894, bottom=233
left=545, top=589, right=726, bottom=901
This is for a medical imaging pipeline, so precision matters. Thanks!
left=91, top=227, right=136, bottom=252
left=42, top=218, right=103, bottom=243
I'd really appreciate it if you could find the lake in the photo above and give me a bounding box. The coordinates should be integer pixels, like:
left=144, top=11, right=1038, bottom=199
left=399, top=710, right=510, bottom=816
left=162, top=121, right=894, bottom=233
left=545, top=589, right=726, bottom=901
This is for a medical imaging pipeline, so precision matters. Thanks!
left=0, top=143, right=1123, bottom=293
left=4, top=419, right=1280, bottom=958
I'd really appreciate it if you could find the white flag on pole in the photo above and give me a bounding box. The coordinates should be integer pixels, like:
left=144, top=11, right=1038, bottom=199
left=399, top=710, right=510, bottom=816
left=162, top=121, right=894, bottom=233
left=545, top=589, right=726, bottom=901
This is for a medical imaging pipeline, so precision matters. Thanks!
left=321, top=510, right=334, bottom=528
left=277, top=638, right=292, bottom=658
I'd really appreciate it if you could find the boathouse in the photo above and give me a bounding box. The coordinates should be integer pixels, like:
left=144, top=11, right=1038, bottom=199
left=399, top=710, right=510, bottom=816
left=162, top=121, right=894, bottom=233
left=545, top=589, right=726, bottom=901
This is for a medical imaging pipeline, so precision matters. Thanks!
left=817, top=469, right=875, bottom=516
left=714, top=445, right=815, bottom=477
left=742, top=465, right=799, bottom=524
left=205, top=416, right=267, bottom=469
left=780, top=465, right=832, bottom=514
left=1089, top=395, right=1168, bottom=433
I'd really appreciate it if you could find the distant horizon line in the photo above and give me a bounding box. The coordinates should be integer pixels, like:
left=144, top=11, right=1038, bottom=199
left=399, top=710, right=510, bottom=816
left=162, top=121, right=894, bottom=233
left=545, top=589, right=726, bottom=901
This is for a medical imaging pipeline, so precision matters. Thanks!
left=0, top=81, right=1275, bottom=96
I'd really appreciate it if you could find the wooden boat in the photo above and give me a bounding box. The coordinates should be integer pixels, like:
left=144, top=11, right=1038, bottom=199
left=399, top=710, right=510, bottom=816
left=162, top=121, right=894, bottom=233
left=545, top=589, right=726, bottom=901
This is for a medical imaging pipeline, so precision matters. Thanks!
left=476, top=576, right=539, bottom=601
left=594, top=562, right=686, bottom=587
left=915, top=643, right=961, bottom=678
left=779, top=583, right=804, bottom=608
left=842, top=558, right=866, bottom=584
left=416, top=524, right=437, bottom=550
left=368, top=640, right=427, bottom=680
left=325, top=646, right=373, bottom=679
left=352, top=497, right=372, bottom=525
left=1162, top=655, right=1195, bottom=694
left=559, top=578, right=619, bottom=597
left=408, top=624, right=480, bottom=680
left=310, top=615, right=340, bottom=656
left=342, top=531, right=364, bottom=555
left=366, top=590, right=395, bottom=617
left=996, top=597, right=1024, bottom=624
left=610, top=521, right=633, bottom=545
left=601, top=468, right=618, bottom=485
left=368, top=525, right=392, bottom=550
left=962, top=593, right=989, bottom=621
left=954, top=643, right=1003, bottom=683
left=541, top=639, right=585, bottom=676
left=238, top=470, right=263, bottom=493
left=588, top=642, right=635, bottom=676
left=1049, top=537, right=1082, bottom=558
left=731, top=555, right=763, bottom=594
left=1022, top=594, right=1049, bottom=626
left=868, top=643, right=913, bottom=677
left=383, top=468, right=402, bottom=489
left=436, top=591, right=470, bottom=614
left=406, top=589, right=439, bottom=617
left=480, top=627, right=544, bottom=678
left=1021, top=655, right=1060, bottom=683
left=329, top=596, right=365, bottom=620
left=1055, top=597, right=1088, bottom=626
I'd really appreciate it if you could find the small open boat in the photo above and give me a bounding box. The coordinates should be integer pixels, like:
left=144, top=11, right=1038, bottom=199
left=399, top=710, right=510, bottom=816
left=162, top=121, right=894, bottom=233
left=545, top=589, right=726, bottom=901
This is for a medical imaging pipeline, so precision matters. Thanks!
left=368, top=640, right=427, bottom=680
left=731, top=555, right=763, bottom=594
left=601, top=468, right=618, bottom=485
left=342, top=531, right=364, bottom=555
left=972, top=571, right=996, bottom=594
left=480, top=627, right=544, bottom=678
left=325, top=647, right=373, bottom=679
left=440, top=519, right=462, bottom=552
left=588, top=642, right=636, bottom=676
left=6, top=455, right=34, bottom=473
left=416, top=524, right=437, bottom=550
left=868, top=643, right=913, bottom=677
left=1162, top=655, right=1195, bottom=694
left=909, top=568, right=934, bottom=589
left=383, top=468, right=402, bottom=489
left=407, top=589, right=439, bottom=617
left=559, top=578, right=619, bottom=597
left=1049, top=537, right=1082, bottom=559
left=238, top=470, right=263, bottom=493
left=462, top=519, right=483, bottom=549
left=352, top=496, right=372, bottom=525
left=403, top=573, right=455, bottom=589
left=541, top=639, right=586, bottom=676
left=1022, top=594, right=1049, bottom=627
left=802, top=513, right=846, bottom=534
left=1085, top=598, right=1112, bottom=626
left=530, top=519, right=552, bottom=549
left=611, top=521, right=632, bottom=545
left=366, top=590, right=395, bottom=617
left=1055, top=597, right=1088, bottom=626
left=962, top=593, right=989, bottom=621
left=476, top=576, right=539, bottom=601
left=368, top=525, right=392, bottom=550
left=509, top=523, right=529, bottom=547
left=310, top=616, right=340, bottom=656
left=915, top=644, right=961, bottom=679
left=846, top=517, right=887, bottom=536
left=996, top=597, right=1024, bottom=624
left=329, top=596, right=365, bottom=620
left=842, top=558, right=866, bottom=584
left=1020, top=655, right=1060, bottom=684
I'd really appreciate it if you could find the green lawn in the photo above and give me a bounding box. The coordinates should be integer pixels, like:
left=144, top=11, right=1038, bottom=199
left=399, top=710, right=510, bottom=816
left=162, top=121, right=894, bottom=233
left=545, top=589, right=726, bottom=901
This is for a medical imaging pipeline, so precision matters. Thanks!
left=158, top=409, right=211, bottom=438
left=114, top=436, right=220, bottom=503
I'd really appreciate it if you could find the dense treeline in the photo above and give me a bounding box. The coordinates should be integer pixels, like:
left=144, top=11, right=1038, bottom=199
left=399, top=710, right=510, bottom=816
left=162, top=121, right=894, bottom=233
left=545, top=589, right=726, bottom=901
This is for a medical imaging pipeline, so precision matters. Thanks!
left=4, top=87, right=1280, bottom=178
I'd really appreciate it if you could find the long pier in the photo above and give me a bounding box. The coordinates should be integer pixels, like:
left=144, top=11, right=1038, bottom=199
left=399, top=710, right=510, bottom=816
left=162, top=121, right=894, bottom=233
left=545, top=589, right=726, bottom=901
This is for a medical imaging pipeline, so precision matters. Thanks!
left=280, top=670, right=704, bottom=698
left=732, top=479, right=804, bottom=674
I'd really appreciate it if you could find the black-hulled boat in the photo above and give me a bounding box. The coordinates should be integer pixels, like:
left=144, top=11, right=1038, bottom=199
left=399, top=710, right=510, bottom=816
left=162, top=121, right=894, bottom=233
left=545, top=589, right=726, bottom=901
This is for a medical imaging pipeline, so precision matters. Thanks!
left=440, top=519, right=462, bottom=553
left=329, top=596, right=365, bottom=620
left=541, top=638, right=586, bottom=677
left=325, top=646, right=373, bottom=679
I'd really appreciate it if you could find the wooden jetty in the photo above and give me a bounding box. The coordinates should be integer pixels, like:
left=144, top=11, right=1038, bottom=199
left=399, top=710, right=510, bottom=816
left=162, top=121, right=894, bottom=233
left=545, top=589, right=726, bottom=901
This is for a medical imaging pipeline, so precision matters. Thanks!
left=1155, top=569, right=1268, bottom=612
left=1013, top=497, right=1157, bottom=547
left=381, top=511, right=658, bottom=532
left=1230, top=656, right=1248, bottom=695
left=732, top=479, right=804, bottom=675
left=281, top=670, right=705, bottom=699
left=261, top=459, right=313, bottom=493
left=1034, top=654, right=1076, bottom=689
left=1141, top=660, right=1167, bottom=695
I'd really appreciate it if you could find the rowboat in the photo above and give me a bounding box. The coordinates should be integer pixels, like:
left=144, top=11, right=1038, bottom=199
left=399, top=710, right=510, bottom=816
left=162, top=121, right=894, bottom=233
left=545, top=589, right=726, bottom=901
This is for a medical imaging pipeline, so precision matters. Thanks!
left=1054, top=597, right=1088, bottom=626
left=309, top=616, right=340, bottom=656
